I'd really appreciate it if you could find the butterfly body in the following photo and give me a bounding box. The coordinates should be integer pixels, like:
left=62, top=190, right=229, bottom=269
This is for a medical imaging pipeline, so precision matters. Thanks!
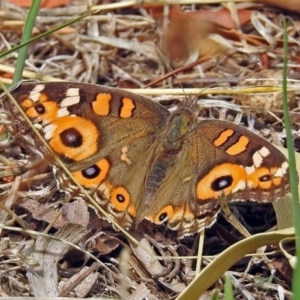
left=2, top=81, right=290, bottom=236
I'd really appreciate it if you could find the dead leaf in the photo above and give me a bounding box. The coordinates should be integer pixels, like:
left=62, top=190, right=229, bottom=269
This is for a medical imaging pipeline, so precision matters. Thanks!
left=258, top=0, right=300, bottom=14
left=86, top=232, right=120, bottom=255
left=5, top=0, right=72, bottom=8
left=25, top=224, right=87, bottom=297
left=129, top=282, right=152, bottom=300
left=19, top=199, right=89, bottom=228
left=163, top=11, right=231, bottom=67
left=129, top=232, right=186, bottom=294
left=188, top=7, right=252, bottom=29
left=58, top=263, right=100, bottom=297
left=62, top=199, right=89, bottom=227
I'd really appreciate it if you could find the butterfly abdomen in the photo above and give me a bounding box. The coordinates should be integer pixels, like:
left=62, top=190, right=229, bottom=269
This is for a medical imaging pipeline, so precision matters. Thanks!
left=144, top=110, right=196, bottom=204
left=145, top=150, right=177, bottom=204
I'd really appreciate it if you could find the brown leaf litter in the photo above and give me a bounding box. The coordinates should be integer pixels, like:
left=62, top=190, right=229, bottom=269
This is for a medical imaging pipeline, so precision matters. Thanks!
left=0, top=0, right=299, bottom=299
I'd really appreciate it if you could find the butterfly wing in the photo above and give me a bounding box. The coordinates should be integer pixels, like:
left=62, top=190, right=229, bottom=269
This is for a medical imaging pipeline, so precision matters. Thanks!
left=3, top=81, right=170, bottom=228
left=143, top=119, right=289, bottom=236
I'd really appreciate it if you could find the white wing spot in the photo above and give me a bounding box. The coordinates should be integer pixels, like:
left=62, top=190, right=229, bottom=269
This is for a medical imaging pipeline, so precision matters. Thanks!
left=60, top=88, right=80, bottom=107
left=57, top=107, right=70, bottom=117
left=259, top=146, right=270, bottom=158
left=274, top=168, right=283, bottom=177
left=43, top=124, right=56, bottom=140
left=252, top=146, right=270, bottom=167
left=121, top=146, right=131, bottom=165
left=29, top=84, right=45, bottom=102
left=274, top=161, right=289, bottom=177
left=245, top=165, right=255, bottom=175
left=66, top=88, right=80, bottom=97
left=252, top=151, right=263, bottom=168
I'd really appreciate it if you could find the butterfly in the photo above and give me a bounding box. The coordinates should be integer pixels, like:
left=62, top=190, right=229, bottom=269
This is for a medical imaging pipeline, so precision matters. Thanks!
left=1, top=81, right=290, bottom=236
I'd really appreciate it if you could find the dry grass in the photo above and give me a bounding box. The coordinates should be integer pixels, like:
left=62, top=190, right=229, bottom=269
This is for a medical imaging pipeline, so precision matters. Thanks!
left=0, top=0, right=299, bottom=298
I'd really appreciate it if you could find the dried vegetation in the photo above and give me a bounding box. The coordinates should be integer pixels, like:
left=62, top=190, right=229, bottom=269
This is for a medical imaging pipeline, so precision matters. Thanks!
left=0, top=0, right=299, bottom=299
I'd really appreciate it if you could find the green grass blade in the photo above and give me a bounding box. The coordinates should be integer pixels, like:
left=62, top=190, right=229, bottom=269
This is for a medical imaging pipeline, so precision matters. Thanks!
left=282, top=17, right=300, bottom=300
left=13, top=0, right=41, bottom=85
left=224, top=275, right=234, bottom=300
left=176, top=228, right=294, bottom=299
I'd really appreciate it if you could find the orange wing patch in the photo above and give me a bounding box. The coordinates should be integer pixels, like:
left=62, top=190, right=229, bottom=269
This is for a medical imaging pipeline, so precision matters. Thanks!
left=214, top=129, right=234, bottom=147
left=92, top=93, right=112, bottom=116
left=46, top=116, right=99, bottom=161
left=226, top=135, right=249, bottom=155
left=196, top=163, right=246, bottom=200
left=72, top=158, right=110, bottom=188
left=21, top=93, right=60, bottom=124
left=110, top=186, right=131, bottom=212
left=120, top=97, right=136, bottom=118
